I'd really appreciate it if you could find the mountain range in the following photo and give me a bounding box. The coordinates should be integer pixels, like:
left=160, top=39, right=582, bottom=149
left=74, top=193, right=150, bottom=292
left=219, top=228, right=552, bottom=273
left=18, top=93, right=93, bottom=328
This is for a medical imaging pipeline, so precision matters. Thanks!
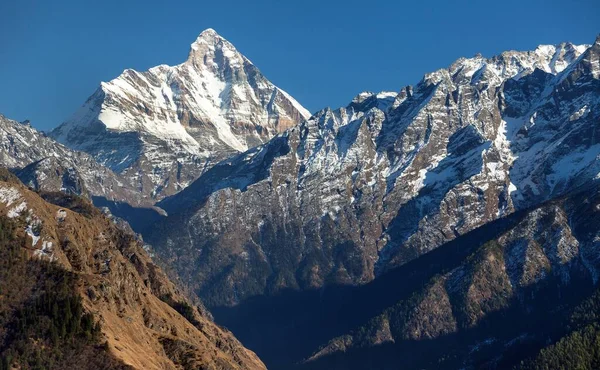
left=147, top=36, right=599, bottom=307
left=1, top=29, right=599, bottom=370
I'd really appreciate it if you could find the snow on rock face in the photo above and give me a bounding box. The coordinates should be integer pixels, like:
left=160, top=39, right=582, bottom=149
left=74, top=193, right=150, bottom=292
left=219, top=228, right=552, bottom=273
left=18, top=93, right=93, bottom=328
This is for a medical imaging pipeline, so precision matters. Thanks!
left=7, top=201, right=27, bottom=218
left=25, top=222, right=41, bottom=247
left=0, top=185, right=48, bottom=252
left=0, top=186, right=22, bottom=207
left=50, top=28, right=310, bottom=200
left=0, top=114, right=147, bottom=207
left=148, top=38, right=599, bottom=306
left=33, top=240, right=54, bottom=261
left=0, top=185, right=28, bottom=219
left=56, top=209, right=67, bottom=222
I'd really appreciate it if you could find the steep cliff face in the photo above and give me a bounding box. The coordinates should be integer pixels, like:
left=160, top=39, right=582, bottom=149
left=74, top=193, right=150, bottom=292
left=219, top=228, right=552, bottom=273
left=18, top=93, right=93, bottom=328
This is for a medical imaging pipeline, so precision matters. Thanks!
left=51, top=28, right=310, bottom=199
left=148, top=38, right=599, bottom=307
left=0, top=170, right=265, bottom=370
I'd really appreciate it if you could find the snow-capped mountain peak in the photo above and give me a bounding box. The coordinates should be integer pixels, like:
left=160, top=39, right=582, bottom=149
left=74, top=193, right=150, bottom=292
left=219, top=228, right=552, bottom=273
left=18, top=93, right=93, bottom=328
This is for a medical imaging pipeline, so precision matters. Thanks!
left=188, top=28, right=248, bottom=70
left=51, top=28, right=310, bottom=199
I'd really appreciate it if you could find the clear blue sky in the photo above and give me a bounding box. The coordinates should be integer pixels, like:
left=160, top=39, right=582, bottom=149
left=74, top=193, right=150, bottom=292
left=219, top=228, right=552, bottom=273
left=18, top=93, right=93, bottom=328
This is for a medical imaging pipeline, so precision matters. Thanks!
left=1, top=0, right=598, bottom=131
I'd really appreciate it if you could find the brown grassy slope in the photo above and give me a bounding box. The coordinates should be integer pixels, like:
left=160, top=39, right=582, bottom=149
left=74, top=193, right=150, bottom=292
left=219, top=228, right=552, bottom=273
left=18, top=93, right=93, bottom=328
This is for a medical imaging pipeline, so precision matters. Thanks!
left=0, top=171, right=265, bottom=370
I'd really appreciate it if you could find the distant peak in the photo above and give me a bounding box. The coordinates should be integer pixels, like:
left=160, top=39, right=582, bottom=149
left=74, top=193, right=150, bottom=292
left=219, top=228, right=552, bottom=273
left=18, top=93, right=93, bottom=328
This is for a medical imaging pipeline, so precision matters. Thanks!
left=188, top=28, right=238, bottom=58
left=195, top=28, right=225, bottom=43
left=201, top=27, right=218, bottom=35
left=351, top=91, right=399, bottom=105
left=352, top=91, right=375, bottom=103
left=184, top=28, right=255, bottom=71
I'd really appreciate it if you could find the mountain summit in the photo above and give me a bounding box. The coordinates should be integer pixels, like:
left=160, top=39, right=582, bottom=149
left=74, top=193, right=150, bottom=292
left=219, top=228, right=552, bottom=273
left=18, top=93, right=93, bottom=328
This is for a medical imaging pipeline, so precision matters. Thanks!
left=51, top=29, right=310, bottom=199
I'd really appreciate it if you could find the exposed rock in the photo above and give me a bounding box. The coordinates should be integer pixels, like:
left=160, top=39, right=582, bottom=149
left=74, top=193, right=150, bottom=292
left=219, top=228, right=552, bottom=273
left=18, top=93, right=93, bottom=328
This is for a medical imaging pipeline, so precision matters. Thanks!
left=147, top=38, right=599, bottom=308
left=301, top=184, right=600, bottom=369
left=0, top=114, right=148, bottom=207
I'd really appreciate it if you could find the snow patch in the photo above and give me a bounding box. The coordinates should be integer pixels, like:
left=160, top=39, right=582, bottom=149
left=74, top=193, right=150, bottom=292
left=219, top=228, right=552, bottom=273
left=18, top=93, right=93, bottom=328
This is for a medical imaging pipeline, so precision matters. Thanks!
left=569, top=105, right=590, bottom=121
left=33, top=240, right=54, bottom=260
left=0, top=186, right=22, bottom=206
left=8, top=201, right=27, bottom=218
left=56, top=209, right=67, bottom=222
left=508, top=182, right=518, bottom=196
left=547, top=145, right=600, bottom=189
left=26, top=220, right=42, bottom=247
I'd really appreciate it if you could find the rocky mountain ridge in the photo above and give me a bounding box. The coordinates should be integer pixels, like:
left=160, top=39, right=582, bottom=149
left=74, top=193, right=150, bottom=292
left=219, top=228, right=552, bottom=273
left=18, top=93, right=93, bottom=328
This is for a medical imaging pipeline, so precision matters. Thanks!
left=0, top=114, right=148, bottom=207
left=206, top=183, right=600, bottom=369
left=147, top=37, right=599, bottom=310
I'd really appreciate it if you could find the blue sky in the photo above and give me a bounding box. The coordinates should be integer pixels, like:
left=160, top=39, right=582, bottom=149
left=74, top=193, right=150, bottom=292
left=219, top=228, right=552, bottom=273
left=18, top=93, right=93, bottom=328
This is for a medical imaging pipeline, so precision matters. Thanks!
left=0, top=0, right=598, bottom=131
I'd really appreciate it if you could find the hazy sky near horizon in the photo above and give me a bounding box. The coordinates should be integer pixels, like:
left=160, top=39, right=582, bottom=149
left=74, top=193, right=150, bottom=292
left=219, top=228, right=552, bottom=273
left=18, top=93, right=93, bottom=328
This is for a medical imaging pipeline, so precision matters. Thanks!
left=0, top=0, right=598, bottom=130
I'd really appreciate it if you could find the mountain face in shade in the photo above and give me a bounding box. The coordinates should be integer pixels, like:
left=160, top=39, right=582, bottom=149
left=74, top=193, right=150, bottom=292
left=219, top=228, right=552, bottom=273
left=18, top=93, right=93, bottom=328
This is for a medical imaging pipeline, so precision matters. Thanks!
left=146, top=38, right=599, bottom=310
left=299, top=184, right=600, bottom=370
left=214, top=183, right=600, bottom=370
left=50, top=29, right=310, bottom=200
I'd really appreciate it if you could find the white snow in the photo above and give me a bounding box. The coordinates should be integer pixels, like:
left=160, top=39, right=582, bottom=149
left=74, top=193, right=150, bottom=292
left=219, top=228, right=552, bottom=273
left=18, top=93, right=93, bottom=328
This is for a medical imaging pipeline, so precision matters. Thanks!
left=547, top=145, right=600, bottom=188
left=508, top=182, right=518, bottom=196
left=56, top=209, right=67, bottom=221
left=98, top=78, right=202, bottom=153
left=7, top=201, right=27, bottom=218
left=26, top=222, right=41, bottom=247
left=33, top=240, right=54, bottom=260
left=376, top=92, right=398, bottom=100
left=569, top=105, right=590, bottom=121
left=183, top=64, right=247, bottom=151
left=56, top=27, right=310, bottom=160
left=0, top=186, right=22, bottom=206
left=0, top=186, right=28, bottom=218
